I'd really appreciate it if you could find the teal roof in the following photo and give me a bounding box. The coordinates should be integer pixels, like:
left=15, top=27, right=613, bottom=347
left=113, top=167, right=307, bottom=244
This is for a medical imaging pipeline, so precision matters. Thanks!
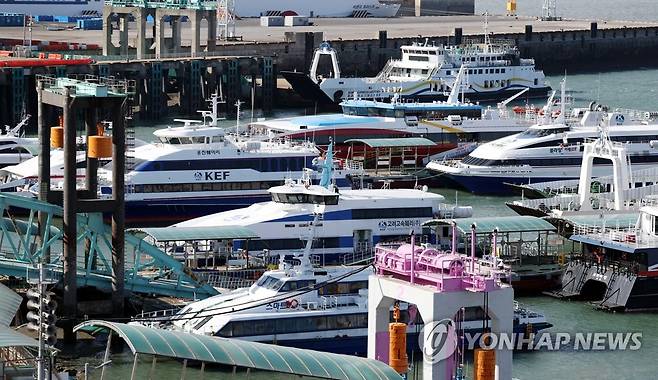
left=344, top=137, right=436, bottom=148
left=75, top=321, right=401, bottom=380
left=0, top=329, right=38, bottom=349
left=549, top=213, right=639, bottom=229
left=135, top=226, right=259, bottom=242
left=424, top=215, right=556, bottom=234
left=0, top=283, right=38, bottom=349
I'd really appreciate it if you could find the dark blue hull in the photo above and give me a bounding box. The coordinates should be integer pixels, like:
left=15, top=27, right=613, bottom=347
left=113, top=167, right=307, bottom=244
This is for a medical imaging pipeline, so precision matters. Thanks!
left=124, top=195, right=270, bottom=226
left=443, top=173, right=567, bottom=196
left=250, top=323, right=552, bottom=356
left=123, top=178, right=354, bottom=226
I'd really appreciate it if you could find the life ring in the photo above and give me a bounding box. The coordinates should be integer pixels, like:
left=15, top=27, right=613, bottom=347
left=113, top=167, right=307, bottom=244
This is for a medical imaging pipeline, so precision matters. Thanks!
left=287, top=299, right=299, bottom=309
left=513, top=106, right=524, bottom=114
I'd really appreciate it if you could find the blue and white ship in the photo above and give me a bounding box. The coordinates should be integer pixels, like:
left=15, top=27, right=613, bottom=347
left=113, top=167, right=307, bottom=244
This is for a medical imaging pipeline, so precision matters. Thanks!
left=173, top=143, right=472, bottom=264
left=93, top=96, right=358, bottom=225
left=146, top=235, right=551, bottom=355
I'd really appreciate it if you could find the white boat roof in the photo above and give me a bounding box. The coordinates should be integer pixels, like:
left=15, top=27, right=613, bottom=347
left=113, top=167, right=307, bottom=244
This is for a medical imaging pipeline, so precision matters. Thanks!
left=153, top=125, right=225, bottom=138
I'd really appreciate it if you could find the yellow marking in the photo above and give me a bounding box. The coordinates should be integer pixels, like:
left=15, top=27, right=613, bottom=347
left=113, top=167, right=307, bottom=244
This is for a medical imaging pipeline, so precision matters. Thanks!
left=420, top=120, right=464, bottom=133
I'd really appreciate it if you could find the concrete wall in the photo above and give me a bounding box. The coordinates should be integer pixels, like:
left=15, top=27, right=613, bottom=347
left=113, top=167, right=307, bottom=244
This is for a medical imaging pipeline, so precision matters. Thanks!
left=212, top=25, right=658, bottom=75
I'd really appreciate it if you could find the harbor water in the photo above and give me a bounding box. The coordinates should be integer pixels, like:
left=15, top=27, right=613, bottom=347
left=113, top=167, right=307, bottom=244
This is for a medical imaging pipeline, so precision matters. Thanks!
left=478, top=0, right=658, bottom=22
left=66, top=68, right=658, bottom=380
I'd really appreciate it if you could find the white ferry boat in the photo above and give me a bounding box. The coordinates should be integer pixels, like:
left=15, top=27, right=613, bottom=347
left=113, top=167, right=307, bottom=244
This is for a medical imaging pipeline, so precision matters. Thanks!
left=173, top=143, right=471, bottom=264
left=0, top=115, right=38, bottom=168
left=95, top=103, right=358, bottom=225
left=251, top=69, right=541, bottom=163
left=0, top=0, right=103, bottom=17
left=145, top=238, right=551, bottom=355
left=282, top=22, right=550, bottom=105
left=426, top=102, right=658, bottom=196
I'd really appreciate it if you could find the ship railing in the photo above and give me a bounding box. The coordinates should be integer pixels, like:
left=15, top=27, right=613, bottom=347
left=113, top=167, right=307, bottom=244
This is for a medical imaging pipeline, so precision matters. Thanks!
left=373, top=58, right=396, bottom=82
left=341, top=246, right=375, bottom=265
left=197, top=269, right=265, bottom=290
left=132, top=307, right=182, bottom=326
left=320, top=295, right=339, bottom=310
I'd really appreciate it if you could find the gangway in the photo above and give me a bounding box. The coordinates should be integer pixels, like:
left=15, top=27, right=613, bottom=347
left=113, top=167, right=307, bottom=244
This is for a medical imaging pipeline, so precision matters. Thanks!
left=0, top=194, right=217, bottom=299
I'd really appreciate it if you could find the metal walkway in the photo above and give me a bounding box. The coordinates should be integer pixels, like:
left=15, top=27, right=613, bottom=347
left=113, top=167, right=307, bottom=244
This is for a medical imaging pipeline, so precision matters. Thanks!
left=0, top=194, right=217, bottom=299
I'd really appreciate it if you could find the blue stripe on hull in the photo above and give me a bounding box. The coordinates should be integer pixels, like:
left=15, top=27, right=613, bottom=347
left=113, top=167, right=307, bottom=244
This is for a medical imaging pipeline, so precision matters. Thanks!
left=125, top=195, right=271, bottom=225
left=122, top=178, right=352, bottom=225
left=247, top=324, right=550, bottom=355
left=445, top=173, right=568, bottom=196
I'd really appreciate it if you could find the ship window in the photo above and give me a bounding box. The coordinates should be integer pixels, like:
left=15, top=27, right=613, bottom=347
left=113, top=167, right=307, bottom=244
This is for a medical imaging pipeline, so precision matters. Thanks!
left=502, top=68, right=506, bottom=73
left=255, top=275, right=284, bottom=291
left=478, top=69, right=483, bottom=74
left=168, top=137, right=181, bottom=144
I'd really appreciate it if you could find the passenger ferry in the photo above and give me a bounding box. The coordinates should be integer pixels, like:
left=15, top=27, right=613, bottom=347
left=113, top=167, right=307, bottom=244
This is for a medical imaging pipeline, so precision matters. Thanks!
left=173, top=143, right=467, bottom=264
left=0, top=0, right=103, bottom=17
left=426, top=102, right=658, bottom=195
left=147, top=236, right=551, bottom=355
left=97, top=108, right=358, bottom=225
left=0, top=115, right=38, bottom=169
left=251, top=70, right=543, bottom=162
left=282, top=20, right=550, bottom=105
left=550, top=206, right=658, bottom=311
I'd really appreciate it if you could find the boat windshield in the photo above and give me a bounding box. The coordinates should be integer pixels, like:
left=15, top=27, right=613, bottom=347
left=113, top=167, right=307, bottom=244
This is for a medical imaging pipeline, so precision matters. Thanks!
left=518, top=127, right=569, bottom=138
left=271, top=192, right=339, bottom=205
left=255, top=275, right=284, bottom=291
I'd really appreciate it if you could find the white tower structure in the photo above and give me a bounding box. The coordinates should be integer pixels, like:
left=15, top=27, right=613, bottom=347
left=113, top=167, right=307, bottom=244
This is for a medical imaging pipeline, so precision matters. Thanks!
left=541, top=0, right=560, bottom=21
left=217, top=0, right=236, bottom=40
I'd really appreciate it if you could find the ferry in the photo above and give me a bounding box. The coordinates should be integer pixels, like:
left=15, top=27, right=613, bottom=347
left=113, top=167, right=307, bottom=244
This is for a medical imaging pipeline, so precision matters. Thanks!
left=0, top=0, right=399, bottom=18
left=250, top=69, right=544, bottom=163
left=94, top=103, right=358, bottom=225
left=144, top=237, right=551, bottom=355
left=282, top=20, right=550, bottom=105
left=549, top=206, right=658, bottom=311
left=172, top=142, right=468, bottom=264
left=426, top=101, right=658, bottom=196
left=0, top=115, right=38, bottom=168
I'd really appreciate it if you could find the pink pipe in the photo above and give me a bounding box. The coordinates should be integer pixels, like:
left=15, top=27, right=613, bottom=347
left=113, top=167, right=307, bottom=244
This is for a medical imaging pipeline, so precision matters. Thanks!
left=451, top=222, right=457, bottom=254
left=493, top=228, right=498, bottom=259
left=410, top=232, right=415, bottom=284
left=471, top=224, right=476, bottom=272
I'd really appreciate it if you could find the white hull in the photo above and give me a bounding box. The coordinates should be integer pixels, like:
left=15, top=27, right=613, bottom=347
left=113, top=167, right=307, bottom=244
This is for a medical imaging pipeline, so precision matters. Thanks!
left=237, top=0, right=400, bottom=18
left=0, top=0, right=102, bottom=16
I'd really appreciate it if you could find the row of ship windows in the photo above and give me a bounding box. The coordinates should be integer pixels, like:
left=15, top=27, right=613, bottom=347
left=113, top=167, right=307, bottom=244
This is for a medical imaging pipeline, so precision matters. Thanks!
left=136, top=157, right=312, bottom=172
left=342, top=106, right=481, bottom=119
left=352, top=207, right=434, bottom=219
left=132, top=181, right=285, bottom=193
left=216, top=306, right=492, bottom=338
left=218, top=313, right=369, bottom=337
left=520, top=136, right=656, bottom=149
left=462, top=155, right=658, bottom=167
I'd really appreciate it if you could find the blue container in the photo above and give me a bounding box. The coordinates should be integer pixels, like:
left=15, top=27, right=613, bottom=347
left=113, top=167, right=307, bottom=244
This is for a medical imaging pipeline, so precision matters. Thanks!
left=0, top=14, right=25, bottom=27
left=77, top=18, right=102, bottom=30
left=34, top=15, right=54, bottom=22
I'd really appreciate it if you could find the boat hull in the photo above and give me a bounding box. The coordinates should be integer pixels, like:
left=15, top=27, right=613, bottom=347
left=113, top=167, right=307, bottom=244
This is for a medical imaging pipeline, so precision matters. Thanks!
left=282, top=71, right=552, bottom=105
left=229, top=323, right=552, bottom=356
left=439, top=172, right=566, bottom=195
